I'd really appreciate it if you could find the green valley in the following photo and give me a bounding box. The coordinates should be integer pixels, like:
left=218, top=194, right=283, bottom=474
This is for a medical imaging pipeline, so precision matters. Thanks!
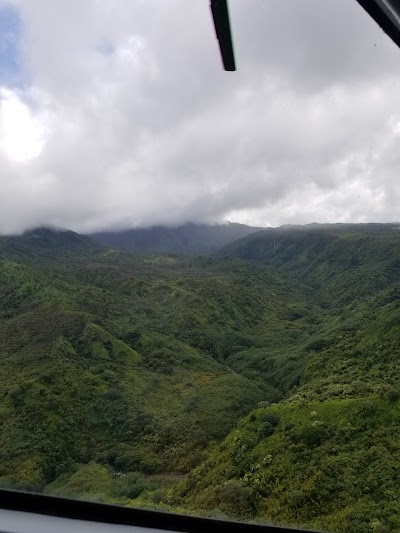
left=1, top=224, right=400, bottom=533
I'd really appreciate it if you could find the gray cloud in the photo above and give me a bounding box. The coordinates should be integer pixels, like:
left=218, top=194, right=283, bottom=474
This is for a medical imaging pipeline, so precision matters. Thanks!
left=1, top=0, right=400, bottom=234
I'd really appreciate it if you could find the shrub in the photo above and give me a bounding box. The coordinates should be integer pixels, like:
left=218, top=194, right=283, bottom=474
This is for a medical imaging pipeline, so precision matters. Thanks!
left=292, top=425, right=330, bottom=448
left=287, top=489, right=306, bottom=509
left=260, top=413, right=279, bottom=427
left=258, top=423, right=275, bottom=438
left=387, top=389, right=400, bottom=403
left=217, top=480, right=255, bottom=517
left=113, top=472, right=152, bottom=499
left=305, top=338, right=331, bottom=352
left=357, top=402, right=377, bottom=416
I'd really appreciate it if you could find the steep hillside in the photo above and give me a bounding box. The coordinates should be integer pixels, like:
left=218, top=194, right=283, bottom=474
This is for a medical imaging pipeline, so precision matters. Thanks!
left=219, top=223, right=400, bottom=304
left=90, top=222, right=263, bottom=255
left=169, top=224, right=400, bottom=532
left=2, top=224, right=400, bottom=533
left=173, top=396, right=400, bottom=532
left=172, top=283, right=400, bottom=531
left=0, top=228, right=311, bottom=500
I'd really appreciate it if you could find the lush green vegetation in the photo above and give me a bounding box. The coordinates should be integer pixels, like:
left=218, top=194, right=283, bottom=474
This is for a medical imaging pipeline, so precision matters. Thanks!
left=2, top=224, right=400, bottom=532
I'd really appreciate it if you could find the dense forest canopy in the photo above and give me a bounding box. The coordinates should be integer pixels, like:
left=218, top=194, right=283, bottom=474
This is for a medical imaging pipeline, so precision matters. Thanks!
left=1, top=223, right=400, bottom=533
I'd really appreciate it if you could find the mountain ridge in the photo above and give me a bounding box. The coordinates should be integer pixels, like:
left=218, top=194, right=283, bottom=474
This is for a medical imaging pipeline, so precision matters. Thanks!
left=89, top=222, right=264, bottom=255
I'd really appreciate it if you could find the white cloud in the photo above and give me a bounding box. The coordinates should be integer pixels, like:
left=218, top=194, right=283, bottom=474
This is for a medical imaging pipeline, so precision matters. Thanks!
left=0, top=88, right=46, bottom=162
left=1, top=0, right=400, bottom=234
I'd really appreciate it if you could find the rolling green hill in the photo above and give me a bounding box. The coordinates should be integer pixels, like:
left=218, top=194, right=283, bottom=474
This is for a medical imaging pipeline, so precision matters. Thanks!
left=2, top=224, right=400, bottom=532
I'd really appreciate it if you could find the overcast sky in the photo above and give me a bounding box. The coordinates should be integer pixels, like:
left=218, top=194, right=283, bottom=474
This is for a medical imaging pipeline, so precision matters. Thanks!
left=1, top=0, right=400, bottom=234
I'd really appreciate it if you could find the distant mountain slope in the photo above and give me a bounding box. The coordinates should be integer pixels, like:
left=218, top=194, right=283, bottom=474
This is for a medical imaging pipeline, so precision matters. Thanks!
left=218, top=223, right=400, bottom=305
left=0, top=227, right=103, bottom=262
left=89, top=222, right=263, bottom=255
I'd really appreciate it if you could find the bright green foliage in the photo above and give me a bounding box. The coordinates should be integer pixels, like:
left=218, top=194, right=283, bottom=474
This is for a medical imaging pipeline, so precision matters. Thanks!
left=2, top=225, right=400, bottom=533
left=0, top=228, right=296, bottom=491
left=173, top=398, right=400, bottom=532
left=45, top=462, right=114, bottom=500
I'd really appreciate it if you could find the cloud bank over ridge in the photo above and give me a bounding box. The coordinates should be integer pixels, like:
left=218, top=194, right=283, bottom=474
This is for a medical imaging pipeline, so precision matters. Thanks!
left=1, top=0, right=400, bottom=234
